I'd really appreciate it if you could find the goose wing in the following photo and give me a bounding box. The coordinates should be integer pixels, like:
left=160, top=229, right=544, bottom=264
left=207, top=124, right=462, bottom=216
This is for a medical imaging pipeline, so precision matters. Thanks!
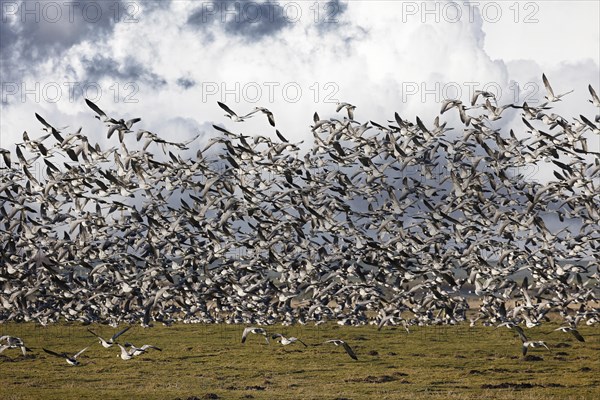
left=542, top=73, right=554, bottom=98
left=217, top=101, right=237, bottom=117
left=85, top=98, right=112, bottom=121
left=73, top=347, right=89, bottom=359
left=111, top=326, right=131, bottom=342
left=43, top=348, right=67, bottom=359
left=342, top=341, right=358, bottom=360
left=570, top=329, right=585, bottom=342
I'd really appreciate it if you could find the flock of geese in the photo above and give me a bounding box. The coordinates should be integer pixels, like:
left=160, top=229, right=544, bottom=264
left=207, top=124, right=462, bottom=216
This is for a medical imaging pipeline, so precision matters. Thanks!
left=1, top=326, right=356, bottom=365
left=0, top=74, right=599, bottom=361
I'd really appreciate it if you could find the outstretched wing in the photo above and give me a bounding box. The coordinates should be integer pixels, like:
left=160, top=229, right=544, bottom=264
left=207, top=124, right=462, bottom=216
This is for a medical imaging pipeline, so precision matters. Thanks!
left=85, top=98, right=108, bottom=119
left=542, top=73, right=554, bottom=97
left=241, top=327, right=250, bottom=343
left=112, top=326, right=131, bottom=341
left=43, top=348, right=66, bottom=358
left=513, top=325, right=528, bottom=343
left=217, top=101, right=237, bottom=117
left=570, top=330, right=585, bottom=343
left=87, top=328, right=101, bottom=338
left=141, top=345, right=162, bottom=351
left=276, top=130, right=288, bottom=143
left=342, top=342, right=358, bottom=360
left=74, top=347, right=89, bottom=359
left=589, top=84, right=600, bottom=103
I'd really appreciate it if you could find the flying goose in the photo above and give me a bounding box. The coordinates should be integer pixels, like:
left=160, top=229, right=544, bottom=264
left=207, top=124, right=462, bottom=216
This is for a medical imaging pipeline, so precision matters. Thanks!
left=588, top=84, right=600, bottom=107
left=336, top=102, right=356, bottom=120
left=542, top=73, right=573, bottom=102
left=521, top=340, right=550, bottom=356
left=217, top=101, right=253, bottom=122
left=241, top=327, right=269, bottom=344
left=246, top=107, right=276, bottom=127
left=117, top=343, right=136, bottom=360
left=554, top=326, right=585, bottom=342
left=0, top=336, right=29, bottom=356
left=496, top=321, right=528, bottom=342
left=43, top=347, right=89, bottom=366
left=124, top=342, right=162, bottom=356
left=85, top=98, right=141, bottom=141
left=322, top=339, right=358, bottom=360
left=87, top=326, right=131, bottom=348
left=271, top=333, right=307, bottom=347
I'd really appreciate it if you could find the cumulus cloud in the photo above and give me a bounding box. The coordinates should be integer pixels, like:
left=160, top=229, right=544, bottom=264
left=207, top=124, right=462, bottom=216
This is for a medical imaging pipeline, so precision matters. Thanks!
left=1, top=0, right=598, bottom=160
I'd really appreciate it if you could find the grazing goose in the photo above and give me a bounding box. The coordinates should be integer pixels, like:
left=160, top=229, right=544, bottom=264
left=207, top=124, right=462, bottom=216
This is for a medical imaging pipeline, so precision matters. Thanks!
left=241, top=327, right=269, bottom=344
left=87, top=326, right=131, bottom=348
left=323, top=339, right=358, bottom=360
left=43, top=347, right=89, bottom=366
left=271, top=333, right=307, bottom=347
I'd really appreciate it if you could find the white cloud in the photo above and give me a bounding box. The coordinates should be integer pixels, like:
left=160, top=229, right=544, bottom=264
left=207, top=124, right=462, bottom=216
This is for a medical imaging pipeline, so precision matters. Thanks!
left=1, top=0, right=598, bottom=156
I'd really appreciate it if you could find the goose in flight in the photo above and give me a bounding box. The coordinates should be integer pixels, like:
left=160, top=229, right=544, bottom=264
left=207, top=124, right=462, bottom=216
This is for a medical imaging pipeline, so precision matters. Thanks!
left=218, top=101, right=253, bottom=122
left=580, top=114, right=600, bottom=134
left=241, top=327, right=269, bottom=344
left=87, top=326, right=131, bottom=348
left=471, top=89, right=496, bottom=106
left=0, top=148, right=10, bottom=168
left=246, top=107, right=276, bottom=127
left=43, top=347, right=89, bottom=366
left=322, top=339, right=358, bottom=360
left=496, top=322, right=528, bottom=342
left=85, top=98, right=141, bottom=141
left=336, top=102, right=356, bottom=120
left=554, top=326, right=585, bottom=342
left=588, top=84, right=600, bottom=107
left=0, top=336, right=29, bottom=356
left=515, top=330, right=550, bottom=356
left=271, top=333, right=307, bottom=347
left=521, top=340, right=550, bottom=356
left=117, top=343, right=136, bottom=360
left=124, top=342, right=162, bottom=356
left=542, top=73, right=573, bottom=102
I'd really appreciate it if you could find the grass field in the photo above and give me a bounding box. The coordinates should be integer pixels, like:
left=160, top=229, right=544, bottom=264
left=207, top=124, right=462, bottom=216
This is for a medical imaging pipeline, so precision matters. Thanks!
left=1, top=322, right=598, bottom=400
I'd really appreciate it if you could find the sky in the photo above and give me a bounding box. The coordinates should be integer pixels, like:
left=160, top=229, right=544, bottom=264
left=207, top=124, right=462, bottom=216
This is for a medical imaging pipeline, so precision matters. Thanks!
left=1, top=0, right=599, bottom=163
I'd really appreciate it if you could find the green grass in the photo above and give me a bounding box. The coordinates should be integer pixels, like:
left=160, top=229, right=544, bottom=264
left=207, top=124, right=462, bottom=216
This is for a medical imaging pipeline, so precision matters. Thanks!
left=1, top=322, right=598, bottom=400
